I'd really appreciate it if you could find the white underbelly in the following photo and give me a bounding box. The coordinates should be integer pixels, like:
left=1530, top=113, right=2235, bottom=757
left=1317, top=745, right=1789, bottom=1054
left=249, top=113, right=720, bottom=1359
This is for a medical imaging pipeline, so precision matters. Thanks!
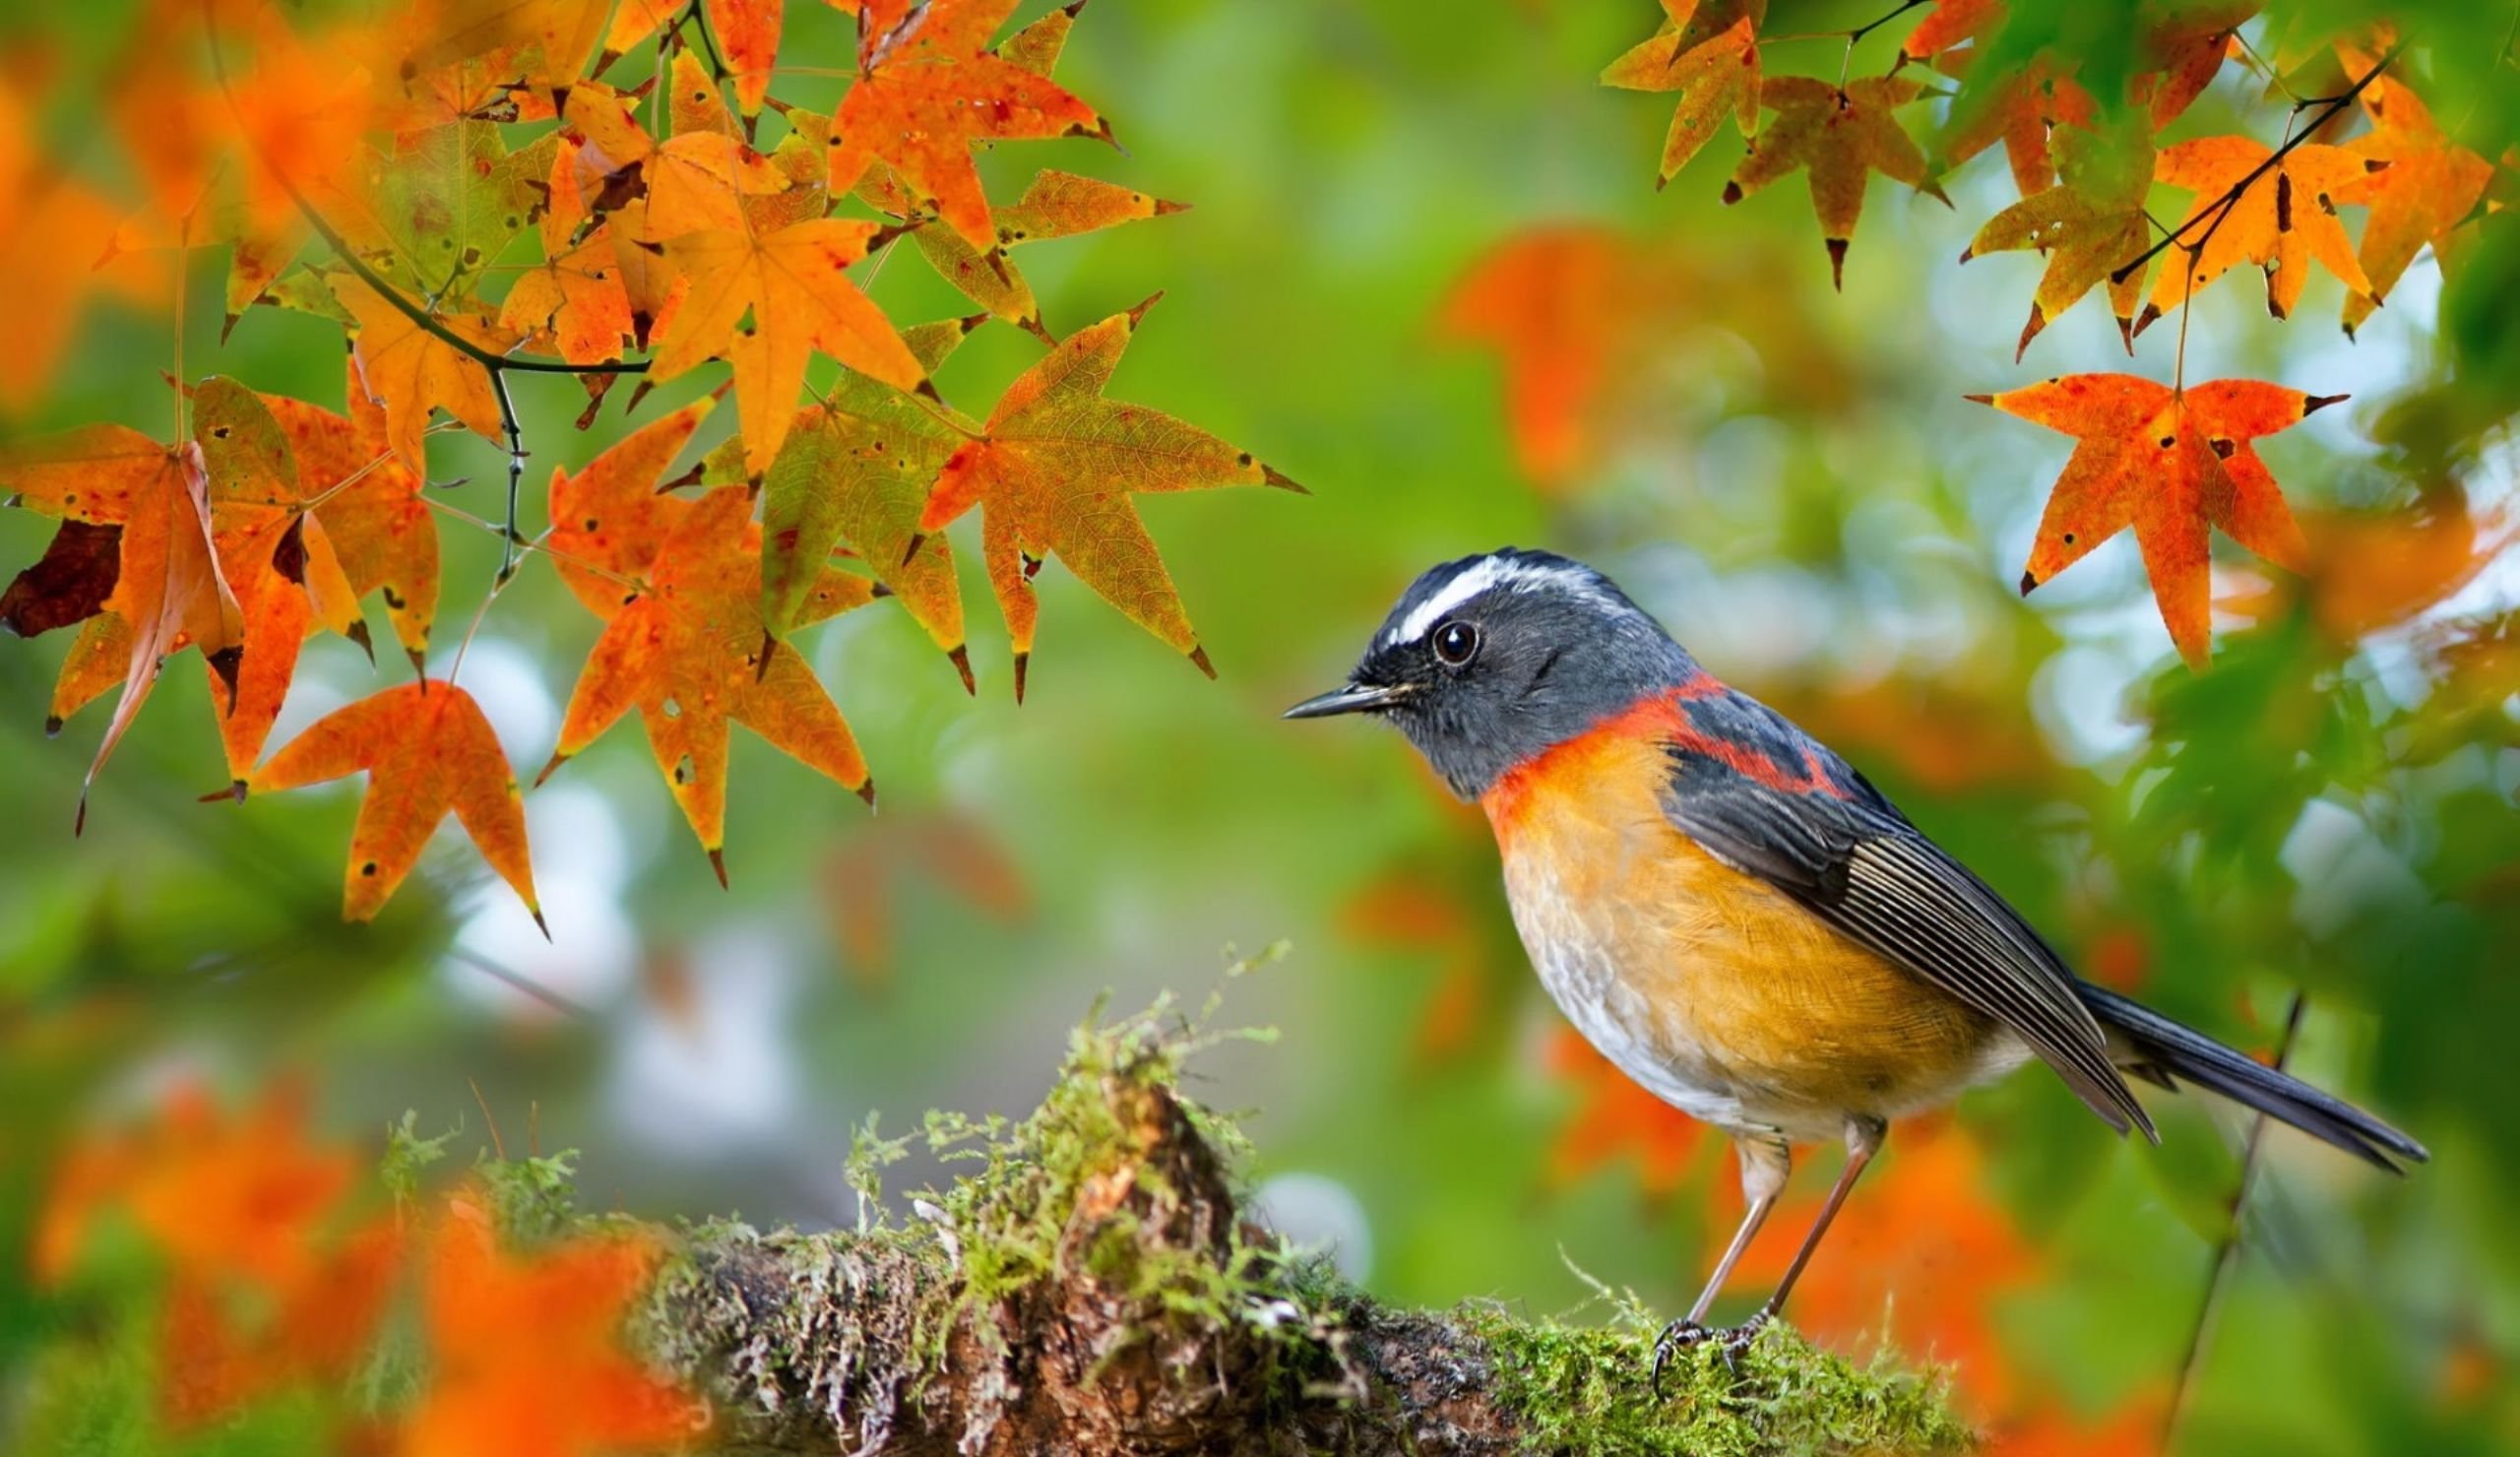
left=1502, top=856, right=1768, bottom=1135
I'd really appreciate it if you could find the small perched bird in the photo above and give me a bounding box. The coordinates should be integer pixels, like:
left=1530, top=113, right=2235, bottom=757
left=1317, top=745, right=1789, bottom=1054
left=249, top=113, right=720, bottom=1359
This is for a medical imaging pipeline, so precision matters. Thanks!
left=1289, top=548, right=2425, bottom=1379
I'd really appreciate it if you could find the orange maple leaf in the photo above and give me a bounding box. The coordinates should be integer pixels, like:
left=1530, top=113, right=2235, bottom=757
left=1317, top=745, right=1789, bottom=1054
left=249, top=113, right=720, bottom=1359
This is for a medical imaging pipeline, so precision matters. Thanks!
left=499, top=139, right=636, bottom=364
left=1963, top=118, right=2154, bottom=357
left=1936, top=53, right=2095, bottom=197
left=653, top=217, right=924, bottom=475
left=915, top=295, right=1304, bottom=700
left=759, top=315, right=981, bottom=681
left=825, top=0, right=1106, bottom=252
left=1724, top=76, right=1947, bottom=288
left=706, top=0, right=785, bottom=119
left=1436, top=226, right=1685, bottom=490
left=261, top=358, right=442, bottom=665
left=248, top=680, right=541, bottom=923
left=1898, top=0, right=2000, bottom=65
left=402, top=1192, right=694, bottom=1457
left=542, top=401, right=879, bottom=882
left=0, top=78, right=168, bottom=412
left=2332, top=61, right=2496, bottom=338
left=332, top=273, right=517, bottom=475
left=194, top=377, right=375, bottom=784
left=1971, top=374, right=2340, bottom=667
left=2228, top=496, right=2512, bottom=643
left=1599, top=1, right=1763, bottom=187
left=2137, top=135, right=2377, bottom=335
left=0, top=426, right=244, bottom=825
left=855, top=163, right=1189, bottom=341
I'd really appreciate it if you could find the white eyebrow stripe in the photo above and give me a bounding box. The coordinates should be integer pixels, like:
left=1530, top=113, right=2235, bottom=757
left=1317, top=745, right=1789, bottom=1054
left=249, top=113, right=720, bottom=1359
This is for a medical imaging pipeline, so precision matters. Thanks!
left=1383, top=555, right=1619, bottom=646
left=1389, top=557, right=1507, bottom=644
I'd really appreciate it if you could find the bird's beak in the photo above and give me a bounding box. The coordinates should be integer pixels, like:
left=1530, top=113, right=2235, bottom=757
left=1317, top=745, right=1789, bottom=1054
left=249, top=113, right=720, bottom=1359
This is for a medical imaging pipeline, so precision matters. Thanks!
left=1283, top=681, right=1405, bottom=720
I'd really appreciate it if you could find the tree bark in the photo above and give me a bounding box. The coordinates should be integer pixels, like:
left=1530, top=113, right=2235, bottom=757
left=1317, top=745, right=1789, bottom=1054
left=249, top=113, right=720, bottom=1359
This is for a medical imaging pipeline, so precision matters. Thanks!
left=636, top=1011, right=1969, bottom=1456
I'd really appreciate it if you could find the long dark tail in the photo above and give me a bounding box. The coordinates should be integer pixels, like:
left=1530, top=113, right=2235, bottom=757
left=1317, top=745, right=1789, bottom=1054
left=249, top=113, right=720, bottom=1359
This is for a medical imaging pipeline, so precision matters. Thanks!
left=2076, top=982, right=2428, bottom=1172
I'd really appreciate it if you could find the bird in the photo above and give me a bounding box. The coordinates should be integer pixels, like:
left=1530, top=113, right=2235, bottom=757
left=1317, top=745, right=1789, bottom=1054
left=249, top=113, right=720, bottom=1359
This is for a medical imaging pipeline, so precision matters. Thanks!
left=1286, top=547, right=2426, bottom=1383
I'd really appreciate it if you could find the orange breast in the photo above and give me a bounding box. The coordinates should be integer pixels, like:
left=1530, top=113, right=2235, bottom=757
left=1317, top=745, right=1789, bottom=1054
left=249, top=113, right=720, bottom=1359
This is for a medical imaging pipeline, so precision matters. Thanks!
left=1481, top=713, right=2002, bottom=1136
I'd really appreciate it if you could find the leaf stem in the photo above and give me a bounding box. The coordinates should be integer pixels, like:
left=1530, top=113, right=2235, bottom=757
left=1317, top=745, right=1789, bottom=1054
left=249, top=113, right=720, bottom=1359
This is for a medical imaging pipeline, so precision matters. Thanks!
left=678, top=0, right=734, bottom=87
left=2111, top=40, right=2402, bottom=288
left=2160, top=990, right=2308, bottom=1452
left=419, top=494, right=646, bottom=594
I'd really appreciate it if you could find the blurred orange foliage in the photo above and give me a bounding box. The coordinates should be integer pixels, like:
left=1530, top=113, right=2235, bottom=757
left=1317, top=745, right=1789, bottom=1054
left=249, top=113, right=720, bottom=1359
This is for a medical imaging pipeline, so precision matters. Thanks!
left=403, top=1192, right=697, bottom=1457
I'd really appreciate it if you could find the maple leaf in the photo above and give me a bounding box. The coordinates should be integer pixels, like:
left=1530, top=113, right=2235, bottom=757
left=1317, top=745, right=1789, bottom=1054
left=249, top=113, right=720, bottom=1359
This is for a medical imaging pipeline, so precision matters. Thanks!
left=402, top=1192, right=694, bottom=1457
left=500, top=139, right=637, bottom=363
left=2227, top=497, right=2512, bottom=644
left=1, top=521, right=122, bottom=639
left=652, top=217, right=924, bottom=475
left=707, top=0, right=785, bottom=120
left=855, top=162, right=1188, bottom=340
left=825, top=0, right=1106, bottom=252
left=354, top=122, right=558, bottom=303
left=2133, top=3, right=2244, bottom=129
left=0, top=78, right=168, bottom=411
left=761, top=315, right=982, bottom=684
left=542, top=404, right=879, bottom=881
left=39, top=1081, right=351, bottom=1291
left=1723, top=76, right=1947, bottom=289
left=0, top=426, right=244, bottom=826
left=248, top=680, right=541, bottom=923
left=194, top=377, right=375, bottom=785
left=1935, top=54, right=2094, bottom=196
left=915, top=296, right=1304, bottom=700
left=1599, top=1, right=1763, bottom=188
left=2331, top=66, right=2495, bottom=338
left=1963, top=118, right=2156, bottom=357
left=1436, top=226, right=1678, bottom=490
left=2136, top=135, right=2376, bottom=336
left=1970, top=374, right=2341, bottom=666
left=1898, top=0, right=2000, bottom=66
left=260, top=359, right=442, bottom=664
left=332, top=273, right=517, bottom=475
left=397, top=0, right=616, bottom=93
left=598, top=0, right=683, bottom=70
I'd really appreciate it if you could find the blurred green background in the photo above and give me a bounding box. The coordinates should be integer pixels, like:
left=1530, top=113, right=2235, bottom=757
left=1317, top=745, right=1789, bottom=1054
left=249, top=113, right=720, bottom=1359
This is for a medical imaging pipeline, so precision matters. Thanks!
left=5, top=1, right=2517, bottom=1452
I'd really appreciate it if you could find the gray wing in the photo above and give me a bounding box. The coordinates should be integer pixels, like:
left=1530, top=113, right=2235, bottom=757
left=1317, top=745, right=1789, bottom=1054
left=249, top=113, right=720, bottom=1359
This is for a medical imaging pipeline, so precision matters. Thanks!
left=1657, top=686, right=2156, bottom=1139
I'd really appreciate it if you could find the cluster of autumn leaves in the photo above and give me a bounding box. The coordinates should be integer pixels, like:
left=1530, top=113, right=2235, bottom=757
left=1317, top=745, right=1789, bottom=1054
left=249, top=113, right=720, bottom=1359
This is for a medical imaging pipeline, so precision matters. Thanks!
left=0, top=0, right=1300, bottom=920
left=36, top=1084, right=693, bottom=1456
left=1603, top=0, right=2503, bottom=665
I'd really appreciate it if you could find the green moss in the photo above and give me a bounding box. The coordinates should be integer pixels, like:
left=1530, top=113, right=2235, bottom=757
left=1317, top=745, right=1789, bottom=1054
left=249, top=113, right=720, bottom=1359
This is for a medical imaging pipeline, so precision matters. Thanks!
left=644, top=966, right=1974, bottom=1453
left=1467, top=1299, right=1972, bottom=1457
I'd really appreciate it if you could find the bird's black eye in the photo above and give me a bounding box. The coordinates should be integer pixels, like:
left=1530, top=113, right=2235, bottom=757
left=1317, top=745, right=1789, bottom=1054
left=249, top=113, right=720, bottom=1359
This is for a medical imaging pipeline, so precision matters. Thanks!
left=1432, top=619, right=1479, bottom=667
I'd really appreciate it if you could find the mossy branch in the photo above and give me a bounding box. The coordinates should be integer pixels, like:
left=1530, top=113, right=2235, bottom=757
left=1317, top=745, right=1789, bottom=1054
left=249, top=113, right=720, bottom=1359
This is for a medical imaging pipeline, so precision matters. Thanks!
left=628, top=990, right=1973, bottom=1457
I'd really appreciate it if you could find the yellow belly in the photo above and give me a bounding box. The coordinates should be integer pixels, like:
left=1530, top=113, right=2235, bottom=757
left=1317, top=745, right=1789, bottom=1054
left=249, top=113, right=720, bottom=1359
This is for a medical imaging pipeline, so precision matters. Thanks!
left=1481, top=718, right=2009, bottom=1138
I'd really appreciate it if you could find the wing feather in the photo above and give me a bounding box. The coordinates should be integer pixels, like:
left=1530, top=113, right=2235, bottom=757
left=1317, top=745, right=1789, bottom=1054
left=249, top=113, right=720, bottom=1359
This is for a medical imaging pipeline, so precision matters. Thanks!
left=1656, top=688, right=2155, bottom=1138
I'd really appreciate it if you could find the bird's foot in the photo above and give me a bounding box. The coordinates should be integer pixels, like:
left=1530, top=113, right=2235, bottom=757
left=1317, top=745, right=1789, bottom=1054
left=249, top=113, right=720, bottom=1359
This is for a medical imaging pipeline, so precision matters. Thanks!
left=1650, top=1309, right=1772, bottom=1394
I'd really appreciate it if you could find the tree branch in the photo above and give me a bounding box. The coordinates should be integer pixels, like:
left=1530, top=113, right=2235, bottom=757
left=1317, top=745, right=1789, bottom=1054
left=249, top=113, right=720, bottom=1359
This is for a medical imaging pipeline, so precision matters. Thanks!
left=2111, top=40, right=2404, bottom=287
left=631, top=1001, right=1971, bottom=1457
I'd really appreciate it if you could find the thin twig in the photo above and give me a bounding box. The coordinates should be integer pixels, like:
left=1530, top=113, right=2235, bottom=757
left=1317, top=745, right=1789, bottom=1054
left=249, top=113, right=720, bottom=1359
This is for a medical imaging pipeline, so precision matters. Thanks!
left=419, top=494, right=645, bottom=594
left=201, top=2, right=649, bottom=382
left=2112, top=41, right=2403, bottom=287
left=447, top=945, right=596, bottom=1021
left=679, top=0, right=733, bottom=85
left=2160, top=991, right=2308, bottom=1452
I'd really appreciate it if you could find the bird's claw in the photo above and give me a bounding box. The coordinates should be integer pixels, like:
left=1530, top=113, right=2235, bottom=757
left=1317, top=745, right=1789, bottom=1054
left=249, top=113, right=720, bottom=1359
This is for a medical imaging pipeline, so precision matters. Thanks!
left=1650, top=1310, right=1772, bottom=1395
left=1650, top=1318, right=1711, bottom=1396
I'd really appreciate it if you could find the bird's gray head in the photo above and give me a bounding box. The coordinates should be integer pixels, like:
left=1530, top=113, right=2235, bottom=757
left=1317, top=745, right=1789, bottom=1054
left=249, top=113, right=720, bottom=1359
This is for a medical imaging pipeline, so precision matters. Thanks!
left=1286, top=548, right=1694, bottom=798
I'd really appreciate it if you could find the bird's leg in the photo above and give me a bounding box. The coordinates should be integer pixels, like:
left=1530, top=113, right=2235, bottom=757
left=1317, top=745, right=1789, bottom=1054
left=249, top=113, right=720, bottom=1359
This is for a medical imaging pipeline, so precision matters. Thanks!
left=1653, top=1133, right=1789, bottom=1394
left=1713, top=1116, right=1887, bottom=1369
